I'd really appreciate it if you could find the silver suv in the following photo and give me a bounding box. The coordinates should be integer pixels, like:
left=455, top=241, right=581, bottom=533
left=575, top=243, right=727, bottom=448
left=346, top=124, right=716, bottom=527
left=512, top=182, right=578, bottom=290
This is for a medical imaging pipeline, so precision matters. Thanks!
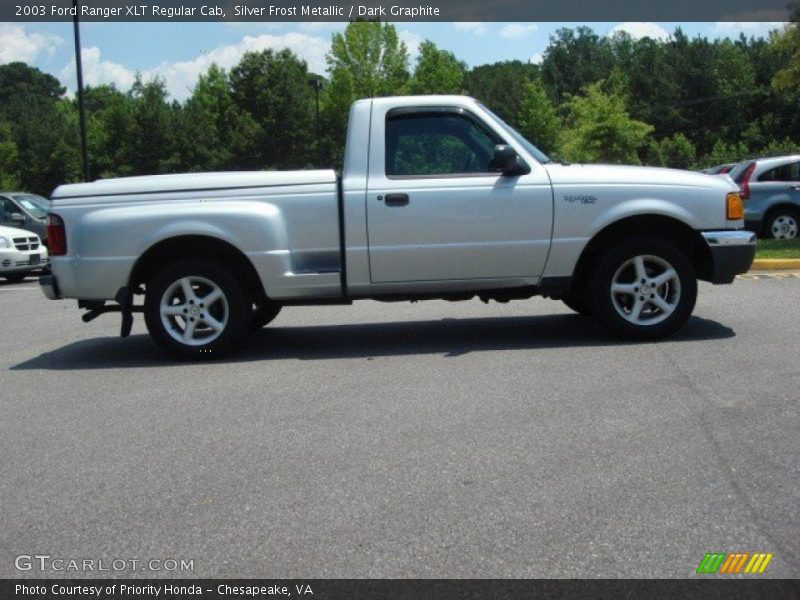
left=729, top=155, right=800, bottom=239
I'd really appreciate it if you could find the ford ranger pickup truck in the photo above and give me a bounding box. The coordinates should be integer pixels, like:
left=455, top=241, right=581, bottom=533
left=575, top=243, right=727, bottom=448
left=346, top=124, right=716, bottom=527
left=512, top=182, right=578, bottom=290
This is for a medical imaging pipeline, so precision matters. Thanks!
left=40, top=95, right=756, bottom=357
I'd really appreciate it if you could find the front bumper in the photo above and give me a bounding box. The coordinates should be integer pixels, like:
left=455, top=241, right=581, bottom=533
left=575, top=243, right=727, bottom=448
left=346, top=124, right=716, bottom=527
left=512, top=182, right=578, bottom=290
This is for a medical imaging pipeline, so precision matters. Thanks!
left=40, top=273, right=61, bottom=300
left=701, top=230, right=756, bottom=284
left=0, top=248, right=48, bottom=274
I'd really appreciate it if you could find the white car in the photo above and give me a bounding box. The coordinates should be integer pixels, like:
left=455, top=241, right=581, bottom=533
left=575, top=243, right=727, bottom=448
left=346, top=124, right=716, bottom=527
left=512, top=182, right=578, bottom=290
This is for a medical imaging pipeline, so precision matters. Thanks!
left=0, top=224, right=48, bottom=283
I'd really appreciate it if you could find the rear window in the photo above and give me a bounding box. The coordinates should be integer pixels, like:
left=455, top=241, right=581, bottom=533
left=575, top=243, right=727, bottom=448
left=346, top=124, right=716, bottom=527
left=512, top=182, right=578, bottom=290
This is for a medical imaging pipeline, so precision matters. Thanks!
left=729, top=161, right=755, bottom=184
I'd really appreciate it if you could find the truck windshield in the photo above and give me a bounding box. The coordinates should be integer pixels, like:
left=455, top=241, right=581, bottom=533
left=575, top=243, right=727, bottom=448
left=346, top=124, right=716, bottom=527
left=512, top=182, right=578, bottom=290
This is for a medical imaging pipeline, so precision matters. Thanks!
left=11, top=194, right=50, bottom=219
left=478, top=103, right=551, bottom=165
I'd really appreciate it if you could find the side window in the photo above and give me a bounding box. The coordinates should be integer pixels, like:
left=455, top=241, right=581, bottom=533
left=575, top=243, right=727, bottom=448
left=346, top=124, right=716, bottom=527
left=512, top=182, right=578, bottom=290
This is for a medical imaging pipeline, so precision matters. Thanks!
left=758, top=162, right=800, bottom=182
left=385, top=111, right=503, bottom=177
left=0, top=198, right=13, bottom=221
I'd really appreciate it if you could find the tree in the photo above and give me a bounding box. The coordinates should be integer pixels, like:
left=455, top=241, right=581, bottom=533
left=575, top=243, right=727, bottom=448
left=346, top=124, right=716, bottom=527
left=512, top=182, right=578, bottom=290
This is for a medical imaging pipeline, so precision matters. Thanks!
left=82, top=85, right=131, bottom=178
left=698, top=139, right=749, bottom=168
left=516, top=79, right=560, bottom=153
left=230, top=49, right=316, bottom=169
left=0, top=121, right=20, bottom=189
left=119, top=76, right=178, bottom=175
left=771, top=22, right=800, bottom=100
left=558, top=81, right=653, bottom=164
left=322, top=21, right=409, bottom=166
left=463, top=60, right=537, bottom=123
left=646, top=133, right=696, bottom=169
left=0, top=62, right=65, bottom=108
left=540, top=27, right=615, bottom=102
left=178, top=64, right=260, bottom=171
left=408, top=40, right=466, bottom=95
left=326, top=21, right=409, bottom=98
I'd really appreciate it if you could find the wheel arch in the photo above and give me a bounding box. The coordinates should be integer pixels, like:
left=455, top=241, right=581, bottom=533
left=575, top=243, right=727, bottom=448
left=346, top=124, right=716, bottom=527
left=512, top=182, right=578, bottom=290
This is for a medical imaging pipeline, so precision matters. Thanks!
left=570, top=214, right=712, bottom=297
left=129, top=235, right=267, bottom=303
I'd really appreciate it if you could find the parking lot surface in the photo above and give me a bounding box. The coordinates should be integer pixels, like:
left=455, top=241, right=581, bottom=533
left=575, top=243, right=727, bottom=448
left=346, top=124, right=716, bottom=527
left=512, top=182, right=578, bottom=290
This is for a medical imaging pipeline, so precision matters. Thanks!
left=1, top=273, right=798, bottom=578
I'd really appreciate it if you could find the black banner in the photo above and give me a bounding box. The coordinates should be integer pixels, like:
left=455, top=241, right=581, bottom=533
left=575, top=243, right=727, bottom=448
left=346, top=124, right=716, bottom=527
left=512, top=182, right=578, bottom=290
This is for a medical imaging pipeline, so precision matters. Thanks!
left=2, top=579, right=800, bottom=600
left=1, top=0, right=795, bottom=22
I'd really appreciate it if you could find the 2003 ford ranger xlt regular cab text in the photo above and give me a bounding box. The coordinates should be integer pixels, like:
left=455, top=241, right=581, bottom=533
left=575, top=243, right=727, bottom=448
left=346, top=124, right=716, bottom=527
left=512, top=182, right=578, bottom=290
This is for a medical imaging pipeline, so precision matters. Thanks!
left=40, top=95, right=756, bottom=357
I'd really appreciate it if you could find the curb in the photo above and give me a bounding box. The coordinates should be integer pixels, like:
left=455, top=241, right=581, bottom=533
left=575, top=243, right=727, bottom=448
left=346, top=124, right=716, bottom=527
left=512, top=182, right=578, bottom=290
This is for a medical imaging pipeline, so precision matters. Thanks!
left=751, top=258, right=800, bottom=271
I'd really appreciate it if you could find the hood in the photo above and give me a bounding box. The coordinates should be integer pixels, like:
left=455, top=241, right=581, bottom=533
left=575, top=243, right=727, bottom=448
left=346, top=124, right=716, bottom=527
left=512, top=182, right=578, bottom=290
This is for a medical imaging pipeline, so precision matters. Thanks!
left=52, top=170, right=338, bottom=200
left=0, top=224, right=38, bottom=239
left=544, top=163, right=738, bottom=192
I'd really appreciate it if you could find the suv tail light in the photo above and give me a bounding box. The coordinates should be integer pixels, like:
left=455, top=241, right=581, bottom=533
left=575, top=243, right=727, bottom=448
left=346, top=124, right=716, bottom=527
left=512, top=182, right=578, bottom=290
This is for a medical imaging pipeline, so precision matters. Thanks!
left=47, top=213, right=67, bottom=256
left=740, top=162, right=756, bottom=200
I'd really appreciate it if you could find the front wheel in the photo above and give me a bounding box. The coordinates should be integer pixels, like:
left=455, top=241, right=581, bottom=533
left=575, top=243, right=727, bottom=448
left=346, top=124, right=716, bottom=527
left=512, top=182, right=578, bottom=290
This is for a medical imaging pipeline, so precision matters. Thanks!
left=3, top=273, right=28, bottom=283
left=589, top=239, right=697, bottom=341
left=144, top=260, right=251, bottom=358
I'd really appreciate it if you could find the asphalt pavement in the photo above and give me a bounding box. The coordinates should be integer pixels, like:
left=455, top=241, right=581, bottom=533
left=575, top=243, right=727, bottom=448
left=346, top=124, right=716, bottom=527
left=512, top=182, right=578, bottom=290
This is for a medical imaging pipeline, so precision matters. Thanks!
left=1, top=272, right=798, bottom=578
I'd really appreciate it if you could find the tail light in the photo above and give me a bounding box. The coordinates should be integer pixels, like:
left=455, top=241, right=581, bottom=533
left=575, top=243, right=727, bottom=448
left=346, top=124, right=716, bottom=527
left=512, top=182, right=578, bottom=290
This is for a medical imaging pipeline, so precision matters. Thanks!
left=740, top=162, right=756, bottom=200
left=47, top=213, right=67, bottom=256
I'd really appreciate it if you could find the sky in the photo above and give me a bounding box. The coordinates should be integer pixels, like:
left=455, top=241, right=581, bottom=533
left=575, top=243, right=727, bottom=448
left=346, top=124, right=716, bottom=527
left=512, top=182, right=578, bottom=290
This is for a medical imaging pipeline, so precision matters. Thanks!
left=0, top=20, right=787, bottom=101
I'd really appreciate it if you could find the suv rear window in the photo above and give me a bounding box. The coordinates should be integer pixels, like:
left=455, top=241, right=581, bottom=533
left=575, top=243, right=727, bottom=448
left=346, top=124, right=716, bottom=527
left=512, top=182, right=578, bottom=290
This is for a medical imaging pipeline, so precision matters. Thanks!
left=729, top=161, right=755, bottom=184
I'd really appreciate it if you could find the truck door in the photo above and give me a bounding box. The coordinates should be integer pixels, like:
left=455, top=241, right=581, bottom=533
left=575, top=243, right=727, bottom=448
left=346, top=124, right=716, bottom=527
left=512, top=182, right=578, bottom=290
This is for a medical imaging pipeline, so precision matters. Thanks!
left=366, top=105, right=553, bottom=284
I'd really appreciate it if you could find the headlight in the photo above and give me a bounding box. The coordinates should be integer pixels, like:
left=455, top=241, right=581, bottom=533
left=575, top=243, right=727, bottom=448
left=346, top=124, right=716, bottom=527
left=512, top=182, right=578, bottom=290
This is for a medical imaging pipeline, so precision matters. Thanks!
left=0, top=237, right=10, bottom=249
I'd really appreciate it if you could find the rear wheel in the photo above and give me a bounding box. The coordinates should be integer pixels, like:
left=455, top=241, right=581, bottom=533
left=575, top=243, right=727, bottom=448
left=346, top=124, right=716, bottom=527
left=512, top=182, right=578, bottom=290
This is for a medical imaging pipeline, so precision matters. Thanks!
left=251, top=301, right=282, bottom=329
left=144, top=260, right=251, bottom=358
left=589, top=238, right=697, bottom=340
left=765, top=208, right=799, bottom=240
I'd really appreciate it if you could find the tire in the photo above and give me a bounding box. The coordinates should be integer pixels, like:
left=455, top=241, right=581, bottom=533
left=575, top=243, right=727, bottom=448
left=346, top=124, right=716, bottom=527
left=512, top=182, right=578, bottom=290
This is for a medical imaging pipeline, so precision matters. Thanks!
left=251, top=301, right=282, bottom=329
left=765, top=208, right=799, bottom=240
left=3, top=273, right=27, bottom=283
left=562, top=289, right=591, bottom=316
left=144, top=260, right=251, bottom=358
left=588, top=238, right=697, bottom=341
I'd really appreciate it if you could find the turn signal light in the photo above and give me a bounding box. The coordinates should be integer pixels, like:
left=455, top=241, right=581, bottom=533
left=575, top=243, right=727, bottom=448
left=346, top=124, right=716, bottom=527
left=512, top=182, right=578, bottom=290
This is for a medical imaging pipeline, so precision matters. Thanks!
left=726, top=192, right=744, bottom=220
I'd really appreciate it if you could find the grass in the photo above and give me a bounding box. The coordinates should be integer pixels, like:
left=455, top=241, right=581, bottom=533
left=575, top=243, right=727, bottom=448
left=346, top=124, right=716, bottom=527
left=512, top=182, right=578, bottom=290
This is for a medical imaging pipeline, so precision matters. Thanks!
left=755, top=239, right=800, bottom=259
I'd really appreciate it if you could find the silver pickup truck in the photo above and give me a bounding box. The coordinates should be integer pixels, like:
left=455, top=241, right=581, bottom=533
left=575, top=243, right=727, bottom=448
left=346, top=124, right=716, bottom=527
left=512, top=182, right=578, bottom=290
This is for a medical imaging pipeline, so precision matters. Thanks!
left=40, top=95, right=755, bottom=357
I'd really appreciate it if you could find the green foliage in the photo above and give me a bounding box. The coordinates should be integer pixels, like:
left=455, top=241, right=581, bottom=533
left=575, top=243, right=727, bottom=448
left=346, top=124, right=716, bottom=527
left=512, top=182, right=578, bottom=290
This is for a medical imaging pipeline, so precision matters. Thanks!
left=558, top=82, right=653, bottom=164
left=230, top=49, right=316, bottom=169
left=0, top=120, right=20, bottom=189
left=463, top=60, right=537, bottom=124
left=771, top=23, right=800, bottom=99
left=322, top=21, right=409, bottom=166
left=699, top=139, right=750, bottom=168
left=3, top=24, right=800, bottom=194
left=541, top=27, right=615, bottom=102
left=327, top=21, right=409, bottom=98
left=516, top=79, right=560, bottom=153
left=647, top=133, right=696, bottom=169
left=408, top=40, right=466, bottom=95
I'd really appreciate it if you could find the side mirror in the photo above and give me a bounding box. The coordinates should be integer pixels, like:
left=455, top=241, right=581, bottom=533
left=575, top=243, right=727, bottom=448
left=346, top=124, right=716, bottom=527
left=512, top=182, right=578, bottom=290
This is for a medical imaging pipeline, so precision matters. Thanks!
left=492, top=145, right=530, bottom=176
left=10, top=212, right=25, bottom=223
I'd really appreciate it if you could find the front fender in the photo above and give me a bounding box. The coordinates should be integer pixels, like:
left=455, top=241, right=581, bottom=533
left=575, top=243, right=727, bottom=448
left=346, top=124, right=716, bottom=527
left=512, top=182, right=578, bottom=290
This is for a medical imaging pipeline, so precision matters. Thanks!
left=588, top=198, right=698, bottom=237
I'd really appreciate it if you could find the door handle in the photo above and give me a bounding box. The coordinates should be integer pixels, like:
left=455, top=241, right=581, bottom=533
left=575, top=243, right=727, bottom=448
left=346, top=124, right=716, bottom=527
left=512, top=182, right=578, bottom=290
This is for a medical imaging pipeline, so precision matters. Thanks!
left=790, top=184, right=800, bottom=191
left=384, top=193, right=410, bottom=207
